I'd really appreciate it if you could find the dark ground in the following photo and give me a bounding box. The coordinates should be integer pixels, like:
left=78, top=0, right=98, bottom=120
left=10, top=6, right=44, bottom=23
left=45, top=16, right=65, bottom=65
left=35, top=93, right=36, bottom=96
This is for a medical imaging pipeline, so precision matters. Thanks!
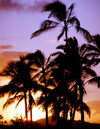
left=0, top=121, right=100, bottom=129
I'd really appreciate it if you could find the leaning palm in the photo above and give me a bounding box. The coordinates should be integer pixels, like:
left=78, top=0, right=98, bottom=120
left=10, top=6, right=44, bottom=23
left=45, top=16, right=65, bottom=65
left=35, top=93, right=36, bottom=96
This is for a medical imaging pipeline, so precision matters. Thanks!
left=26, top=50, right=52, bottom=127
left=31, top=1, right=92, bottom=44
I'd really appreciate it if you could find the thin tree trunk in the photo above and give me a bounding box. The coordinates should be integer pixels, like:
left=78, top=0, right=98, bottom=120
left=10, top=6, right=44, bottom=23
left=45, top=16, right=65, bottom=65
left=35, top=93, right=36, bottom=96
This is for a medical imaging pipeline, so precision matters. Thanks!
left=80, top=92, right=84, bottom=125
left=43, top=69, right=49, bottom=127
left=56, top=95, right=61, bottom=127
left=57, top=112, right=60, bottom=127
left=72, top=84, right=78, bottom=123
left=30, top=108, right=32, bottom=124
left=24, top=93, right=28, bottom=121
left=72, top=107, right=76, bottom=122
left=63, top=94, right=66, bottom=120
left=79, top=79, right=84, bottom=125
left=29, top=91, right=32, bottom=123
left=70, top=108, right=73, bottom=121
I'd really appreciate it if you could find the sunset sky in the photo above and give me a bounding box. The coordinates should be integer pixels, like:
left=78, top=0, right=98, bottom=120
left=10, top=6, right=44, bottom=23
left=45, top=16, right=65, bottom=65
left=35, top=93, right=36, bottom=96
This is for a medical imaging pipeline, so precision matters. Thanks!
left=0, top=0, right=100, bottom=124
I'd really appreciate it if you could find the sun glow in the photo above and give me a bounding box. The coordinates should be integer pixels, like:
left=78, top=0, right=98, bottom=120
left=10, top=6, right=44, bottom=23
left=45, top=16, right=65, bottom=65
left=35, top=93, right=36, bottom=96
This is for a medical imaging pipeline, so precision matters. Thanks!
left=0, top=94, right=46, bottom=122
left=0, top=77, right=100, bottom=124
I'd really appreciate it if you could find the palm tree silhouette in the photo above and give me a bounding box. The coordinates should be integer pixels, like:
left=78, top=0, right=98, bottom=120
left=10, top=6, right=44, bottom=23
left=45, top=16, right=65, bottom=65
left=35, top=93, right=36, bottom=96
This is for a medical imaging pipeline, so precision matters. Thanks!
left=85, top=34, right=100, bottom=90
left=31, top=0, right=92, bottom=44
left=51, top=37, right=97, bottom=124
left=26, top=50, right=52, bottom=127
left=0, top=56, right=40, bottom=123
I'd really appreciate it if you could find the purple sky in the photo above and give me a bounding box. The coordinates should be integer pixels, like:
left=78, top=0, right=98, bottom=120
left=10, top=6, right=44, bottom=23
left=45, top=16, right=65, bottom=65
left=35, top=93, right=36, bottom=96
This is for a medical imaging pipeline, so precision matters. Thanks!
left=0, top=0, right=100, bottom=56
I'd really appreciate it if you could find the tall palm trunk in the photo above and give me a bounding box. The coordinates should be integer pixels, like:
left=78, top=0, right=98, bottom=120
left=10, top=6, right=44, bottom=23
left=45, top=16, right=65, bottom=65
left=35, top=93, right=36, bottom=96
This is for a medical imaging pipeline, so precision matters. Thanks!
left=56, top=111, right=60, bottom=127
left=43, top=69, right=49, bottom=127
left=63, top=94, right=66, bottom=120
left=78, top=79, right=84, bottom=125
left=29, top=91, right=32, bottom=123
left=24, top=92, right=28, bottom=121
left=72, top=107, right=76, bottom=122
left=72, top=84, right=78, bottom=123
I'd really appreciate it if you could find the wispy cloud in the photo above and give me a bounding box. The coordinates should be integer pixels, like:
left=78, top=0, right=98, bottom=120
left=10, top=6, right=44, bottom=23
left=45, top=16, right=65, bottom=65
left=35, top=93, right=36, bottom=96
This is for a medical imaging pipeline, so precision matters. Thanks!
left=0, top=0, right=23, bottom=11
left=0, top=0, right=53, bottom=12
left=0, top=36, right=24, bottom=41
left=0, top=44, right=14, bottom=50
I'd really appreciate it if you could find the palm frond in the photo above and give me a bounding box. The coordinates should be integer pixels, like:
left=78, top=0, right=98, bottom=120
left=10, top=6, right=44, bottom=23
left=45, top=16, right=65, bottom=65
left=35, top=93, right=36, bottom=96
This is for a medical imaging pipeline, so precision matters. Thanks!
left=45, top=54, right=51, bottom=66
left=51, top=51, right=63, bottom=57
left=56, top=45, right=66, bottom=50
left=40, top=20, right=59, bottom=28
left=57, top=27, right=65, bottom=41
left=68, top=3, right=75, bottom=19
left=36, top=95, right=46, bottom=106
left=82, top=67, right=96, bottom=77
left=43, top=1, right=66, bottom=21
left=28, top=93, right=35, bottom=110
left=3, top=95, right=22, bottom=109
left=80, top=44, right=87, bottom=53
left=89, top=58, right=100, bottom=66
left=15, top=95, right=24, bottom=108
left=83, top=103, right=91, bottom=118
left=92, top=34, right=100, bottom=49
left=87, top=44, right=100, bottom=53
left=0, top=84, right=17, bottom=97
left=88, top=76, right=100, bottom=88
left=76, top=27, right=92, bottom=42
left=68, top=16, right=80, bottom=28
left=68, top=3, right=75, bottom=12
left=85, top=52, right=99, bottom=58
left=31, top=26, right=57, bottom=39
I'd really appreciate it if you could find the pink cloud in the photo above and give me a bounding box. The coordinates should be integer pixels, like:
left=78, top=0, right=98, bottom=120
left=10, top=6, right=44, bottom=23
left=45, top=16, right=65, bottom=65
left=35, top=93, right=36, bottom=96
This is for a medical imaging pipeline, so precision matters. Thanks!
left=0, top=0, right=23, bottom=11
left=0, top=0, right=53, bottom=12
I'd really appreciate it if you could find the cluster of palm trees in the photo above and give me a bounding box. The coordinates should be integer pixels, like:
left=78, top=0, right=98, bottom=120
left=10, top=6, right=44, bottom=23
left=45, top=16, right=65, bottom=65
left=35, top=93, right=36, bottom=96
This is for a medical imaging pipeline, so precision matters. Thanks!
left=0, top=0, right=100, bottom=127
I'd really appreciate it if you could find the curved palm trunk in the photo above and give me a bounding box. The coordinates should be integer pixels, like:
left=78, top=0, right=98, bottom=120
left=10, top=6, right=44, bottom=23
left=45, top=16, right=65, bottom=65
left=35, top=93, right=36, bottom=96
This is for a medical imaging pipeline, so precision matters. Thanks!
left=24, top=92, right=28, bottom=121
left=43, top=69, right=49, bottom=127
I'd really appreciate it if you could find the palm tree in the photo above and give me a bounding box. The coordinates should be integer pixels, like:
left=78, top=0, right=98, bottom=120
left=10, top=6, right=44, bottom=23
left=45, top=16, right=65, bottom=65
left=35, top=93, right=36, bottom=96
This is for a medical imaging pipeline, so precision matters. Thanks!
left=86, top=34, right=100, bottom=65
left=0, top=60, right=28, bottom=121
left=0, top=56, right=39, bottom=122
left=85, top=34, right=100, bottom=91
left=51, top=37, right=97, bottom=124
left=26, top=50, right=52, bottom=127
left=31, top=0, right=92, bottom=44
left=90, top=34, right=100, bottom=54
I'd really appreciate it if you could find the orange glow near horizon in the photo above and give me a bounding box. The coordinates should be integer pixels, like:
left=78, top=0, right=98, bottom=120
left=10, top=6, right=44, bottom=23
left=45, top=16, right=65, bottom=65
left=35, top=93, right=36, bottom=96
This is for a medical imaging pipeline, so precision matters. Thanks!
left=0, top=95, right=46, bottom=122
left=0, top=93, right=99, bottom=124
left=0, top=77, right=100, bottom=124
